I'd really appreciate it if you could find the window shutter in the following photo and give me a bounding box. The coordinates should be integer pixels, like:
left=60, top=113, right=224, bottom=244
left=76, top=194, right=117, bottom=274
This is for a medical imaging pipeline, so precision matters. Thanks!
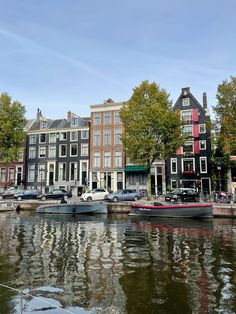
left=194, top=141, right=200, bottom=154
left=192, top=109, right=199, bottom=122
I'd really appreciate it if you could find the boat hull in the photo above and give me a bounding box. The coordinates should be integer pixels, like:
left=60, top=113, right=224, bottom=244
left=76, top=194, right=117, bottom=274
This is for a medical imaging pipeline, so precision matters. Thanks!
left=130, top=203, right=213, bottom=219
left=36, top=202, right=107, bottom=214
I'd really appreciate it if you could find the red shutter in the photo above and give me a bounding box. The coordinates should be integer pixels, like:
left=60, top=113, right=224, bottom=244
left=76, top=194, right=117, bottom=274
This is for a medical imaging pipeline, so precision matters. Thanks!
left=192, top=109, right=199, bottom=122
left=193, top=124, right=199, bottom=137
left=194, top=141, right=200, bottom=154
left=176, top=147, right=182, bottom=155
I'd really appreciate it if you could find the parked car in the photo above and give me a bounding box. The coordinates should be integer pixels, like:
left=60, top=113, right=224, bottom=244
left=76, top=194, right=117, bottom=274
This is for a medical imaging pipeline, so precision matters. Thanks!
left=104, top=189, right=142, bottom=202
left=14, top=189, right=40, bottom=201
left=38, top=189, right=72, bottom=201
left=0, top=187, right=22, bottom=200
left=80, top=189, right=109, bottom=202
left=165, top=188, right=199, bottom=202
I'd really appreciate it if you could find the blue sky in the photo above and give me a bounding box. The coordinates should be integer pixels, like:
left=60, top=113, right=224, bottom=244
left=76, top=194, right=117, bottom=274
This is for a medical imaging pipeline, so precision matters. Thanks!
left=0, top=0, right=235, bottom=119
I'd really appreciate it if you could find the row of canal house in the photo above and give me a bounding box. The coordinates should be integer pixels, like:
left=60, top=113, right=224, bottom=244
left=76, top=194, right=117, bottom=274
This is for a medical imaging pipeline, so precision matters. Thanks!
left=0, top=87, right=213, bottom=195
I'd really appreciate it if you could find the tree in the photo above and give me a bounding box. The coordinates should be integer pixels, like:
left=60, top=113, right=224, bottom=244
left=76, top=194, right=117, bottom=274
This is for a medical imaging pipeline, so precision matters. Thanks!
left=214, top=76, right=236, bottom=155
left=120, top=81, right=184, bottom=199
left=0, top=93, right=27, bottom=162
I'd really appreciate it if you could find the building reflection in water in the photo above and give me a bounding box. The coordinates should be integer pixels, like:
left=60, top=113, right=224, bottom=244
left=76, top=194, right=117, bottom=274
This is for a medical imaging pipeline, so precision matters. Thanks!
left=0, top=213, right=235, bottom=314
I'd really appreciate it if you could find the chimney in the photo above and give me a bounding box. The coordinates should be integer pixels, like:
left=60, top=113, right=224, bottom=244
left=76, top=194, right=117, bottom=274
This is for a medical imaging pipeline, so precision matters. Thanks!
left=203, top=92, right=207, bottom=109
left=67, top=111, right=72, bottom=120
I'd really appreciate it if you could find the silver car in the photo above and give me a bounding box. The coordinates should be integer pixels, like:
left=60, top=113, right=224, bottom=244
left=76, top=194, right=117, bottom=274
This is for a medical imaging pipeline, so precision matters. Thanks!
left=104, top=189, right=142, bottom=203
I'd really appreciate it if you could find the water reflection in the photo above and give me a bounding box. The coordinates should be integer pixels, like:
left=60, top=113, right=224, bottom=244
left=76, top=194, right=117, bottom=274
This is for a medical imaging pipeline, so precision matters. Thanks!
left=0, top=212, right=236, bottom=314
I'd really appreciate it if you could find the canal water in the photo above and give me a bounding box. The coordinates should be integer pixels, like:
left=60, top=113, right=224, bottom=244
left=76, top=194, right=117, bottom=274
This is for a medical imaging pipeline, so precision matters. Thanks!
left=0, top=211, right=236, bottom=314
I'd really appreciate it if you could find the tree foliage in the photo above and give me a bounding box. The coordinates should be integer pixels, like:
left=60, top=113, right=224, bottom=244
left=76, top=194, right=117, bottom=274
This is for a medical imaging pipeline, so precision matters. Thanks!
left=0, top=93, right=27, bottom=162
left=120, top=81, right=184, bottom=197
left=214, top=76, right=236, bottom=155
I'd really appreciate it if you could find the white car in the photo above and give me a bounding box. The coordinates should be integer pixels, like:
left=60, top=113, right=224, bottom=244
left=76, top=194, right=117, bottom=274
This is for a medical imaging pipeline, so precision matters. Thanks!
left=80, top=188, right=109, bottom=202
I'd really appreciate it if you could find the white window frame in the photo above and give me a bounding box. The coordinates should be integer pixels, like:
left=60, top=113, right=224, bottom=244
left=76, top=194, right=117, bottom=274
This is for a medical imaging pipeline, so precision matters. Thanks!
left=115, top=151, right=122, bottom=168
left=71, top=117, right=79, bottom=126
left=29, top=134, right=37, bottom=144
left=59, top=144, right=67, bottom=157
left=70, top=131, right=78, bottom=141
left=38, top=164, right=45, bottom=182
left=59, top=162, right=66, bottom=181
left=81, top=130, right=89, bottom=139
left=39, top=146, right=46, bottom=158
left=183, top=141, right=194, bottom=154
left=60, top=132, right=67, bottom=140
left=200, top=157, right=207, bottom=173
left=69, top=162, right=78, bottom=181
left=29, top=146, right=36, bottom=159
left=28, top=164, right=35, bottom=182
left=181, top=110, right=192, bottom=123
left=182, top=158, right=195, bottom=173
left=114, top=111, right=121, bottom=124
left=182, top=125, right=193, bottom=137
left=171, top=158, right=177, bottom=174
left=114, top=128, right=122, bottom=145
left=104, top=151, right=111, bottom=168
left=39, top=133, right=46, bottom=143
left=93, top=130, right=100, bottom=146
left=93, top=113, right=101, bottom=126
left=49, top=145, right=56, bottom=158
left=93, top=152, right=100, bottom=168
left=70, top=143, right=78, bottom=157
left=81, top=143, right=88, bottom=156
left=49, top=133, right=56, bottom=143
left=182, top=98, right=190, bottom=106
left=199, top=124, right=206, bottom=134
left=104, top=129, right=111, bottom=146
left=104, top=112, right=112, bottom=125
left=171, top=179, right=177, bottom=189
left=199, top=140, right=206, bottom=150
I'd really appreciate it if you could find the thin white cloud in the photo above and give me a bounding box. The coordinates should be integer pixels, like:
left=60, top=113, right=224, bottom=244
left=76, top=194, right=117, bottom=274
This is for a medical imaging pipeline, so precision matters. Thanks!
left=0, top=28, right=111, bottom=81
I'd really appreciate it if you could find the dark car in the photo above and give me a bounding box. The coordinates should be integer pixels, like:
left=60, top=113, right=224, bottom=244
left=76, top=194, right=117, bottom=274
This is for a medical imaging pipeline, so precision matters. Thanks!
left=38, top=189, right=72, bottom=201
left=104, top=189, right=142, bottom=202
left=0, top=187, right=22, bottom=200
left=14, top=189, right=40, bottom=201
left=165, top=188, right=199, bottom=202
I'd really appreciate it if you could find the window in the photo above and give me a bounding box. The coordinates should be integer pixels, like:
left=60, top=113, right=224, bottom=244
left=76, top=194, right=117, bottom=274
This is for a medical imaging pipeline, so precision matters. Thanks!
left=171, top=179, right=177, bottom=189
left=81, top=161, right=88, bottom=185
left=39, top=134, right=46, bottom=143
left=115, top=128, right=122, bottom=145
left=48, top=146, right=56, bottom=158
left=70, top=162, right=77, bottom=181
left=49, top=133, right=56, bottom=143
left=117, top=172, right=123, bottom=181
left=70, top=131, right=78, bottom=141
left=29, top=135, right=37, bottom=144
left=81, top=130, right=89, bottom=139
left=104, top=129, right=111, bottom=146
left=199, top=124, right=206, bottom=134
left=104, top=112, right=111, bottom=125
left=104, top=152, right=111, bottom=168
left=94, top=130, right=100, bottom=146
left=71, top=117, right=78, bottom=126
left=114, top=111, right=121, bottom=124
left=182, top=125, right=193, bottom=137
left=93, top=113, right=101, bottom=126
left=139, top=174, right=146, bottom=185
left=39, top=146, right=46, bottom=158
left=93, top=152, right=100, bottom=168
left=200, top=157, right=207, bottom=173
left=40, top=120, right=47, bottom=129
left=183, top=141, right=193, bottom=154
left=60, top=132, right=67, bottom=140
left=171, top=158, right=177, bottom=174
left=38, top=164, right=45, bottom=182
left=28, top=164, right=35, bottom=182
left=182, top=158, right=195, bottom=173
left=129, top=175, right=136, bottom=185
left=182, top=98, right=190, bottom=106
left=70, top=144, right=78, bottom=156
left=29, top=147, right=36, bottom=159
left=59, top=144, right=67, bottom=157
left=59, top=163, right=66, bottom=181
left=181, top=110, right=192, bottom=123
left=0, top=168, right=6, bottom=182
left=199, top=140, right=206, bottom=150
left=115, top=151, right=122, bottom=167
left=81, top=143, right=88, bottom=156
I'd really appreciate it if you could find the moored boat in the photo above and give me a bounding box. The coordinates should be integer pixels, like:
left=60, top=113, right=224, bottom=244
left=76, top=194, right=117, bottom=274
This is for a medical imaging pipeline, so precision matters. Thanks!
left=36, top=202, right=107, bottom=214
left=130, top=203, right=213, bottom=219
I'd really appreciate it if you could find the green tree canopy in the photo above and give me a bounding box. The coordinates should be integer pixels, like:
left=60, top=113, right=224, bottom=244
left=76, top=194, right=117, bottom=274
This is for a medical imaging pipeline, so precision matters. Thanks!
left=120, top=81, right=184, bottom=198
left=214, top=76, right=236, bottom=155
left=0, top=93, right=27, bottom=162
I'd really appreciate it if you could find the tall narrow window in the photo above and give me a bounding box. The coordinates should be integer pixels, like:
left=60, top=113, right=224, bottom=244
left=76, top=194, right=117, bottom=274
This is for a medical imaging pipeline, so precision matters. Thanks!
left=114, top=128, right=122, bottom=145
left=49, top=146, right=56, bottom=158
left=39, top=146, right=46, bottom=158
left=70, top=162, right=77, bottom=181
left=0, top=168, right=6, bottom=182
left=28, top=164, right=35, bottom=182
left=59, top=144, right=67, bottom=157
left=104, top=129, right=111, bottom=146
left=171, top=158, right=177, bottom=174
left=114, top=111, right=121, bottom=124
left=40, top=134, right=46, bottom=143
left=93, top=113, right=101, bottom=126
left=93, top=130, right=100, bottom=146
left=104, top=112, right=111, bottom=125
left=104, top=152, right=111, bottom=168
left=29, top=147, right=36, bottom=159
left=93, top=152, right=100, bottom=168
left=81, top=143, right=88, bottom=156
left=70, top=131, right=78, bottom=141
left=29, top=135, right=37, bottom=144
left=115, top=151, right=122, bottom=167
left=59, top=163, right=66, bottom=181
left=49, top=133, right=56, bottom=143
left=200, top=157, right=207, bottom=173
left=70, top=144, right=78, bottom=156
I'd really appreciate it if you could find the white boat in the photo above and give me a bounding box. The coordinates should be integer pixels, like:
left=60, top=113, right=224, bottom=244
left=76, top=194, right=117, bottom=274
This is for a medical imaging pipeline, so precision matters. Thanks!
left=130, top=202, right=213, bottom=219
left=36, top=202, right=107, bottom=214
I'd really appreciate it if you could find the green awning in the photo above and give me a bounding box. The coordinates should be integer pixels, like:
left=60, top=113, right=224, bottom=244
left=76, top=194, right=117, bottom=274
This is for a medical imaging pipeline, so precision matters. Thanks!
left=124, top=165, right=148, bottom=173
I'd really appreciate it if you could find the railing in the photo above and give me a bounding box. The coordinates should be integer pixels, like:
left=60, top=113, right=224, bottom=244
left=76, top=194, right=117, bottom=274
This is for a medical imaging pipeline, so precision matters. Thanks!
left=0, top=283, right=76, bottom=313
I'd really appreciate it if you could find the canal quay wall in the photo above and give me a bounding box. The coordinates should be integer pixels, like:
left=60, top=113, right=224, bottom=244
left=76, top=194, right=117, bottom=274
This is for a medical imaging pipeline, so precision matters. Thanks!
left=0, top=199, right=236, bottom=218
